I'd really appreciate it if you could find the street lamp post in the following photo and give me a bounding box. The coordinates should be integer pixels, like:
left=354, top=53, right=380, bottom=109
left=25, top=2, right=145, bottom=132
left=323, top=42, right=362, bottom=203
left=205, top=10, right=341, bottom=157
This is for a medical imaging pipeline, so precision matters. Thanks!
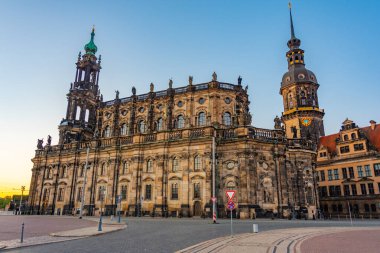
left=79, top=147, right=90, bottom=219
left=98, top=187, right=105, bottom=231
left=19, top=186, right=25, bottom=215
left=212, top=130, right=217, bottom=224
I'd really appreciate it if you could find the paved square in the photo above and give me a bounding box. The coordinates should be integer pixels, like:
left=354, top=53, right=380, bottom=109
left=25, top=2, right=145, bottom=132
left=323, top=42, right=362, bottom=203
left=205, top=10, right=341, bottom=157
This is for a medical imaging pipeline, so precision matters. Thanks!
left=0, top=216, right=96, bottom=241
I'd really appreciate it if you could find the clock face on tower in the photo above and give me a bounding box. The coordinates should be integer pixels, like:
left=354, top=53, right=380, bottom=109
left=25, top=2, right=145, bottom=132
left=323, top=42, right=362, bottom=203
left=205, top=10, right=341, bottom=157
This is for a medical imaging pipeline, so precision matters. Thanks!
left=301, top=117, right=312, bottom=127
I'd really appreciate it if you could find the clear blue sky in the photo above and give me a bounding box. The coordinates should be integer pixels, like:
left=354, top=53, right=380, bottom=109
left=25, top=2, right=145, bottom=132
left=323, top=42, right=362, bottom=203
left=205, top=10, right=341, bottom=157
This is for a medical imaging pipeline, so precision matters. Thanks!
left=1, top=0, right=379, bottom=193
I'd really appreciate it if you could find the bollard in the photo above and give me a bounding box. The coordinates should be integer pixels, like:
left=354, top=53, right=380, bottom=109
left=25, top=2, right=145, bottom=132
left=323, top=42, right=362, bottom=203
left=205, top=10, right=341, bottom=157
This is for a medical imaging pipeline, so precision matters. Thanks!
left=98, top=215, right=103, bottom=232
left=21, top=222, right=24, bottom=243
left=118, top=212, right=121, bottom=223
left=253, top=224, right=259, bottom=233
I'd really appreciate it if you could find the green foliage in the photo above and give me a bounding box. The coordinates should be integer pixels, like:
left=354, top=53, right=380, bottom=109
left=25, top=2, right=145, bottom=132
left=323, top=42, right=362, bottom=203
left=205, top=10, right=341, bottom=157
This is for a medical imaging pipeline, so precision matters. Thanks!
left=0, top=196, right=11, bottom=209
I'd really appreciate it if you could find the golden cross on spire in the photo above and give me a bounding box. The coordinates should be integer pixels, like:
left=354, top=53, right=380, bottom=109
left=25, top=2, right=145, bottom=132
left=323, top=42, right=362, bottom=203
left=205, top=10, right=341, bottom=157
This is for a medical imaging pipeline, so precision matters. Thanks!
left=288, top=1, right=292, bottom=9
left=92, top=25, right=95, bottom=33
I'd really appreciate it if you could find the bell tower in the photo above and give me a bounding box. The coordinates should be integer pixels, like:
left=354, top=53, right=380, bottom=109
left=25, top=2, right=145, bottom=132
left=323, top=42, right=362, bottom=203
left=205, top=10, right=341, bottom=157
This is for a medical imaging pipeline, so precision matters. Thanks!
left=280, top=4, right=325, bottom=143
left=59, top=27, right=102, bottom=144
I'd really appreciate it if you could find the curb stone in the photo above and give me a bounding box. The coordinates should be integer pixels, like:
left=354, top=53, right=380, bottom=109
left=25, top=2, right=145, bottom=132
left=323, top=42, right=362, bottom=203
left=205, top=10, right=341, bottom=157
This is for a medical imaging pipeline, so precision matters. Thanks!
left=0, top=225, right=127, bottom=250
left=50, top=225, right=126, bottom=237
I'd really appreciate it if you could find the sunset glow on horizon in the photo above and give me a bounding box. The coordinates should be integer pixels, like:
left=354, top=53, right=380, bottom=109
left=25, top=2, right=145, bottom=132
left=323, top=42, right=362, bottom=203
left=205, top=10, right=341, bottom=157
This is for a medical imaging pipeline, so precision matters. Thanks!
left=1, top=0, right=379, bottom=198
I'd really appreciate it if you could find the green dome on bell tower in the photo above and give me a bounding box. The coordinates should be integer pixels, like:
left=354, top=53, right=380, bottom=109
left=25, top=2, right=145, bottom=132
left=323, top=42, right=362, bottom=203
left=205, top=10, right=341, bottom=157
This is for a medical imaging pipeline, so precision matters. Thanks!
left=84, top=27, right=97, bottom=55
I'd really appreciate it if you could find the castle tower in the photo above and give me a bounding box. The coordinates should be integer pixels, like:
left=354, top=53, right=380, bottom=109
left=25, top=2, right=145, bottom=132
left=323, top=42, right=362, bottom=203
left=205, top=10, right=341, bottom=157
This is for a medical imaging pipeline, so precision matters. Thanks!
left=58, top=27, right=102, bottom=144
left=280, top=4, right=325, bottom=143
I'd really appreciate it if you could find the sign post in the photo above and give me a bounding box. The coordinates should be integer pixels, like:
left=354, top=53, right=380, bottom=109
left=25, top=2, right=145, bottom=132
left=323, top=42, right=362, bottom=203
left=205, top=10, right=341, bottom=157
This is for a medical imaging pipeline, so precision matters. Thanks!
left=117, top=195, right=122, bottom=223
left=347, top=201, right=353, bottom=226
left=140, top=196, right=144, bottom=217
left=211, top=197, right=217, bottom=223
left=225, top=190, right=236, bottom=237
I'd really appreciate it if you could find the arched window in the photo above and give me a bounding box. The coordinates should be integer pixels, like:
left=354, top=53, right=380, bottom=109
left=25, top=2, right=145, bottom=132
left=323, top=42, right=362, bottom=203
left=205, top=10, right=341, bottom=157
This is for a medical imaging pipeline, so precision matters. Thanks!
left=177, top=115, right=185, bottom=129
left=198, top=112, right=206, bottom=126
left=351, top=133, right=356, bottom=140
left=43, top=188, right=49, bottom=201
left=194, top=183, right=201, bottom=199
left=171, top=183, right=178, bottom=199
left=61, top=165, right=67, bottom=178
left=57, top=188, right=65, bottom=202
left=75, top=106, right=81, bottom=120
left=103, top=126, right=111, bottom=137
left=172, top=157, right=179, bottom=172
left=344, top=134, right=348, bottom=141
left=100, top=163, right=106, bottom=176
left=77, top=187, right=83, bottom=202
left=138, top=120, right=146, bottom=133
left=146, top=159, right=153, bottom=172
left=300, top=91, right=306, bottom=105
left=122, top=161, right=128, bottom=175
left=85, top=109, right=90, bottom=122
left=156, top=118, right=163, bottom=131
left=223, top=112, right=232, bottom=126
left=145, top=184, right=152, bottom=200
left=120, top=185, right=127, bottom=200
left=120, top=123, right=128, bottom=136
left=194, top=155, right=201, bottom=171
left=288, top=94, right=293, bottom=109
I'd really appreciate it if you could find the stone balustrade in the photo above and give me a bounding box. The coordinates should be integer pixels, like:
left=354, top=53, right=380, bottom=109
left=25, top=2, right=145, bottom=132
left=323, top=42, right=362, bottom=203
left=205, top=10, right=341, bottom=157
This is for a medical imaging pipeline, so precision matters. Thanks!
left=35, top=126, right=316, bottom=155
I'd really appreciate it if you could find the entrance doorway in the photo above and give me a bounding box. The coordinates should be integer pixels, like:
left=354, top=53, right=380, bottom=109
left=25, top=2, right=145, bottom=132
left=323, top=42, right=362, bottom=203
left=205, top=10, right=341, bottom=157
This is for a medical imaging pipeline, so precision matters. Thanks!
left=193, top=201, right=202, bottom=216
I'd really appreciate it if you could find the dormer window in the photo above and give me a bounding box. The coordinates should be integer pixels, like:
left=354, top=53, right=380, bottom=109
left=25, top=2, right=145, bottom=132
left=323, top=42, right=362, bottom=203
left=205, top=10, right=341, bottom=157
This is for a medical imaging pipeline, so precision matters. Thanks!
left=354, top=143, right=364, bottom=151
left=298, top=73, right=305, bottom=80
left=351, top=133, right=356, bottom=139
left=343, top=135, right=348, bottom=141
left=340, top=146, right=350, bottom=154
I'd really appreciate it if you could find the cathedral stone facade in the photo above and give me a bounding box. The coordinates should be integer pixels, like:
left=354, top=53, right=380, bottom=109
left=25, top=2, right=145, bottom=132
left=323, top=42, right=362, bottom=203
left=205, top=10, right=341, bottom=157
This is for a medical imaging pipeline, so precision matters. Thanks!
left=28, top=9, right=324, bottom=219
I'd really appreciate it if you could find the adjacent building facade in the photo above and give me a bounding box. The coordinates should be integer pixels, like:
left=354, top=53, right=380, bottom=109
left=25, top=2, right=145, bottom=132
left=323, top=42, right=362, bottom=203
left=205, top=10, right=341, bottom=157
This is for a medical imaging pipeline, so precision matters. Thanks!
left=28, top=8, right=324, bottom=219
left=317, top=119, right=380, bottom=218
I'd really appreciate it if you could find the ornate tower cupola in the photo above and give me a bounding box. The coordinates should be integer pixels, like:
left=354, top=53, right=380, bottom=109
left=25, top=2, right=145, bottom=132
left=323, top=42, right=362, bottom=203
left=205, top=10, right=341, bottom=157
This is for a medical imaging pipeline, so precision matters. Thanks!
left=280, top=3, right=325, bottom=143
left=286, top=5, right=303, bottom=67
left=58, top=27, right=102, bottom=144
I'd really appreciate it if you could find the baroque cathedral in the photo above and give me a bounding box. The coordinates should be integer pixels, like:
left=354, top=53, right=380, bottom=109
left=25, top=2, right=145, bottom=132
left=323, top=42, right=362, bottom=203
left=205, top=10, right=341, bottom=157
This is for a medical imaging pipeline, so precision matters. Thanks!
left=28, top=7, right=325, bottom=219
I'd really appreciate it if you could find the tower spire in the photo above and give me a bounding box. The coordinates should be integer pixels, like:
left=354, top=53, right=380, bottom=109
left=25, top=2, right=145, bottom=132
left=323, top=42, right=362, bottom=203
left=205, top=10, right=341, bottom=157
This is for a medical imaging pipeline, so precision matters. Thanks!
left=287, top=2, right=301, bottom=50
left=289, top=2, right=296, bottom=39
